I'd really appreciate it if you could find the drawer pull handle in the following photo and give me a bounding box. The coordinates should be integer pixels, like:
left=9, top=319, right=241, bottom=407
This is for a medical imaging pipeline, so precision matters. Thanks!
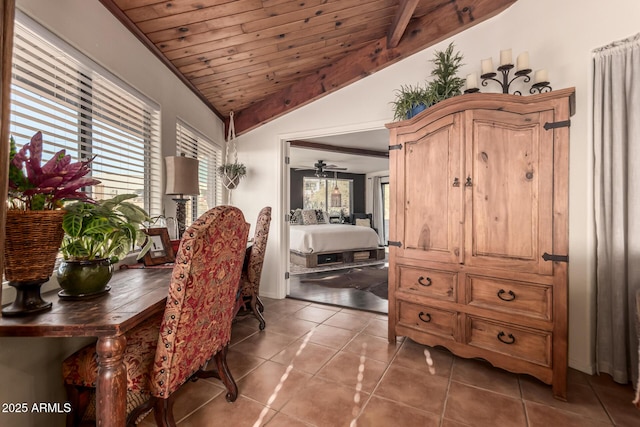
left=453, top=177, right=460, bottom=187
left=418, top=312, right=432, bottom=323
left=497, top=289, right=516, bottom=301
left=418, top=276, right=432, bottom=287
left=497, top=331, right=516, bottom=344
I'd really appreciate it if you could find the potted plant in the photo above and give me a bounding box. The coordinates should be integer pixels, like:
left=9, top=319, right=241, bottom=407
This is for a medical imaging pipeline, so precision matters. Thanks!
left=218, top=162, right=247, bottom=190
left=428, top=42, right=465, bottom=103
left=391, top=83, right=435, bottom=121
left=391, top=42, right=465, bottom=121
left=3, top=131, right=99, bottom=316
left=57, top=194, right=152, bottom=298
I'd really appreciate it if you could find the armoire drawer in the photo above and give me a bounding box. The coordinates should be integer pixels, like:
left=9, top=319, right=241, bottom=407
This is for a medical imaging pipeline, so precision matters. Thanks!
left=397, top=300, right=457, bottom=340
left=398, top=266, right=456, bottom=301
left=467, top=316, right=551, bottom=367
left=466, top=275, right=552, bottom=321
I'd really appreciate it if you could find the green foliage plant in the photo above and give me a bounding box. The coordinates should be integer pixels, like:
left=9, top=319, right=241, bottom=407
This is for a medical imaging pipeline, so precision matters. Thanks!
left=61, top=194, right=152, bottom=263
left=428, top=42, right=465, bottom=103
left=391, top=42, right=465, bottom=121
left=217, top=162, right=247, bottom=179
left=390, top=83, right=435, bottom=121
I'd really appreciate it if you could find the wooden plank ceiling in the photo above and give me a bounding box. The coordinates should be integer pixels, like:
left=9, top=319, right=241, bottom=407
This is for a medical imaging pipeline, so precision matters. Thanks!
left=100, top=0, right=517, bottom=135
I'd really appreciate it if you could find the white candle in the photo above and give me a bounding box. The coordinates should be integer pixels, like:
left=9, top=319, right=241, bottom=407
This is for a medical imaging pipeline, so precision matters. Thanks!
left=481, top=58, right=494, bottom=75
left=516, top=51, right=529, bottom=71
left=534, top=69, right=549, bottom=83
left=500, top=49, right=513, bottom=66
left=466, top=73, right=478, bottom=89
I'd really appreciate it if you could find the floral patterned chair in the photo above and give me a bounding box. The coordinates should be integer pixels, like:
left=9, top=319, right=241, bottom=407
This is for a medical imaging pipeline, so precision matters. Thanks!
left=62, top=205, right=250, bottom=426
left=235, top=206, right=271, bottom=330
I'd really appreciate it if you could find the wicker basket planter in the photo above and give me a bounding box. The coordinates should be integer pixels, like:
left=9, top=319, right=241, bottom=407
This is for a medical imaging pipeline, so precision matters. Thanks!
left=2, top=209, right=66, bottom=316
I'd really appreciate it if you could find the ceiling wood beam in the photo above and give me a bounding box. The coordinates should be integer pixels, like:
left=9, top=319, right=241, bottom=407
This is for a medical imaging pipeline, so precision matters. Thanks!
left=290, top=140, right=389, bottom=158
left=233, top=0, right=518, bottom=135
left=98, top=0, right=225, bottom=121
left=387, top=0, right=420, bottom=49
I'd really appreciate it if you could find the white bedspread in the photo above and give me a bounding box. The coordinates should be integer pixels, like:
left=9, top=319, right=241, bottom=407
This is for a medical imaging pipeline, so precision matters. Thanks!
left=290, top=224, right=379, bottom=254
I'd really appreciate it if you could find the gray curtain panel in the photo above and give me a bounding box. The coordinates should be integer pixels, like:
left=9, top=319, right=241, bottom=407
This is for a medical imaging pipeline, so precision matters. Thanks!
left=593, top=33, right=640, bottom=388
left=371, top=175, right=385, bottom=246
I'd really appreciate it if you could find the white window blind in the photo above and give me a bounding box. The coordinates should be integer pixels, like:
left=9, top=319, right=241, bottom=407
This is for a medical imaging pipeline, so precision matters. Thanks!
left=8, top=13, right=162, bottom=216
left=176, top=119, right=223, bottom=225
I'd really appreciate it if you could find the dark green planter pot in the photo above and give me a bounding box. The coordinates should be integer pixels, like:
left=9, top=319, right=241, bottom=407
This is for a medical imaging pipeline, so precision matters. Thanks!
left=57, top=259, right=114, bottom=299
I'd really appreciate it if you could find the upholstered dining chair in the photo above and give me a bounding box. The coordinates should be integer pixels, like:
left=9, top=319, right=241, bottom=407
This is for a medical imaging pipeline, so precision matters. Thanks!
left=62, top=205, right=250, bottom=427
left=235, top=206, right=272, bottom=330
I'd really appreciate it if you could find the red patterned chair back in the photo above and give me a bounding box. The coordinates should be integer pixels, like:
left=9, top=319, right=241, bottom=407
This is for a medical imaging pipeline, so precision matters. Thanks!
left=150, top=205, right=249, bottom=398
left=245, top=206, right=272, bottom=291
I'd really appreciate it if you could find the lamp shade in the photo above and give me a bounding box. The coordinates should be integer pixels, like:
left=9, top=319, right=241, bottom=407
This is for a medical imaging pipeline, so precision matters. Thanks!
left=165, top=155, right=200, bottom=196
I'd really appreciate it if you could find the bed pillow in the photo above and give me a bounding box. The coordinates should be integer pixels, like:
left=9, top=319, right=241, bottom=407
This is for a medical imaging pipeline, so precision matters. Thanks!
left=290, top=209, right=303, bottom=225
left=314, top=209, right=330, bottom=224
left=301, top=209, right=318, bottom=225
left=355, top=218, right=371, bottom=228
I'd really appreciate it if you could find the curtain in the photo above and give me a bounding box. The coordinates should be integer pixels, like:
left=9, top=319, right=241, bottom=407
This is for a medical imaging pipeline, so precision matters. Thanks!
left=371, top=176, right=385, bottom=246
left=593, top=33, right=640, bottom=388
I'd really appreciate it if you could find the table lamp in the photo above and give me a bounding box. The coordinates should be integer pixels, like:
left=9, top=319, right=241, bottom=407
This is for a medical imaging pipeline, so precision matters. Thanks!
left=165, top=154, right=199, bottom=238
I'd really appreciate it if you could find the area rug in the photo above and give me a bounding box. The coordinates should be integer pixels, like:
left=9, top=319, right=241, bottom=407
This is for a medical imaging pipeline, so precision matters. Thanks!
left=288, top=264, right=389, bottom=314
left=299, top=266, right=388, bottom=299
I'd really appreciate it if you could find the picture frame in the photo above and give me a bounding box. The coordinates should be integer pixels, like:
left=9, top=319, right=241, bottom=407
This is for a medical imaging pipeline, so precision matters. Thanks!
left=142, top=227, right=175, bottom=266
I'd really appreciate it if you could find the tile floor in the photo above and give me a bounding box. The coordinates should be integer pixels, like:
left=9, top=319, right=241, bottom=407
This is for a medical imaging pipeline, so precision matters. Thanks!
left=140, top=298, right=640, bottom=427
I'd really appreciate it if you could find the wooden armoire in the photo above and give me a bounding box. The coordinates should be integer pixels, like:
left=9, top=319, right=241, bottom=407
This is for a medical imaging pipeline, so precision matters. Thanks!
left=386, top=88, right=575, bottom=400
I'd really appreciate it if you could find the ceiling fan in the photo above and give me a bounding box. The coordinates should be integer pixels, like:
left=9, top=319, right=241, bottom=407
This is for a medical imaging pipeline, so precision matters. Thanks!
left=296, top=160, right=347, bottom=178
left=295, top=160, right=347, bottom=177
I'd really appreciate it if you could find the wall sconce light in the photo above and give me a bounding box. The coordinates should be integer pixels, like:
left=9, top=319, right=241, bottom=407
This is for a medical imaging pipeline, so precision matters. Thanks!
left=464, top=49, right=552, bottom=95
left=165, top=154, right=199, bottom=238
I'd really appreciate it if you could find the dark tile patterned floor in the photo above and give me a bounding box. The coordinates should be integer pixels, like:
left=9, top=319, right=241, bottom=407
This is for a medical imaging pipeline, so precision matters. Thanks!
left=139, top=298, right=640, bottom=426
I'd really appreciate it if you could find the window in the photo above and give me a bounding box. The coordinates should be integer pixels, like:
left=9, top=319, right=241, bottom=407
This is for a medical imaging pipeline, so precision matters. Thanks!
left=303, top=176, right=352, bottom=216
left=176, top=119, right=223, bottom=227
left=8, top=12, right=162, bottom=215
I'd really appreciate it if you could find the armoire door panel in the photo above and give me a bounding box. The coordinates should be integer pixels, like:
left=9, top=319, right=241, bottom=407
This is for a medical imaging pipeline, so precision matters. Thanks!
left=465, top=109, right=554, bottom=275
left=398, top=114, right=463, bottom=264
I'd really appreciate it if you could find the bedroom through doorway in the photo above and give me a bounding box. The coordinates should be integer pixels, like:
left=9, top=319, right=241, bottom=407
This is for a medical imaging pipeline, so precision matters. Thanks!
left=285, top=130, right=390, bottom=313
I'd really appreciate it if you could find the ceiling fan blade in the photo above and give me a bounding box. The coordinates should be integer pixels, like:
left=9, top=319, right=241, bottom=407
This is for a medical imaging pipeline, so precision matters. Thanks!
left=325, top=166, right=347, bottom=170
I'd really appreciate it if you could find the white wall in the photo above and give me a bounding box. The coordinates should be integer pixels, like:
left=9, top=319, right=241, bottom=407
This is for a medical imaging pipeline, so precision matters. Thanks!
left=1, top=1, right=225, bottom=426
left=232, top=0, right=640, bottom=375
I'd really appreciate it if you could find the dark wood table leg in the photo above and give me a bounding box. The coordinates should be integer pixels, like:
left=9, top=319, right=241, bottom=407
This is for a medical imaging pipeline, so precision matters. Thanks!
left=96, top=335, right=127, bottom=427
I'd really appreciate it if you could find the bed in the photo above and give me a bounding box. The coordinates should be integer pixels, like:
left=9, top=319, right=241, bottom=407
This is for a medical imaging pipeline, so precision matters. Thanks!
left=289, top=223, right=384, bottom=268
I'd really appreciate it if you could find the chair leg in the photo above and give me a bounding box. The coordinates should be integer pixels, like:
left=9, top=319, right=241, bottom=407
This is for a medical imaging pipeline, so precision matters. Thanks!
left=250, top=295, right=266, bottom=330
left=127, top=395, right=155, bottom=427
left=256, top=296, right=265, bottom=313
left=213, top=345, right=238, bottom=402
left=153, top=395, right=177, bottom=427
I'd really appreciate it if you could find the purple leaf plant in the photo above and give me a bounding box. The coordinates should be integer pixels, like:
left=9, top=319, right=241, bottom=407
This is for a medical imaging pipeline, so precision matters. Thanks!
left=8, top=131, right=101, bottom=210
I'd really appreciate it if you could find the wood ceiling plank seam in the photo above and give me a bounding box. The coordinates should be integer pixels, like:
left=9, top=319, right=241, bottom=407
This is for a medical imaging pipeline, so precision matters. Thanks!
left=232, top=0, right=519, bottom=133
left=175, top=12, right=390, bottom=76
left=154, top=1, right=396, bottom=55
left=150, top=24, right=244, bottom=46
left=146, top=0, right=334, bottom=44
left=242, top=0, right=395, bottom=34
left=124, top=0, right=238, bottom=22
left=113, top=0, right=168, bottom=11
left=135, top=0, right=265, bottom=33
left=177, top=38, right=327, bottom=72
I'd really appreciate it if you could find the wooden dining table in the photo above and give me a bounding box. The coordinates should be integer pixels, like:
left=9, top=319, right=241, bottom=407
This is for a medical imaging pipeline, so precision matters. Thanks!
left=0, top=267, right=173, bottom=427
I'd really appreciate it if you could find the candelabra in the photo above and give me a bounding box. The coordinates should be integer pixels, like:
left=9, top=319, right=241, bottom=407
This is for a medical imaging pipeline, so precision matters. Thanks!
left=464, top=49, right=552, bottom=95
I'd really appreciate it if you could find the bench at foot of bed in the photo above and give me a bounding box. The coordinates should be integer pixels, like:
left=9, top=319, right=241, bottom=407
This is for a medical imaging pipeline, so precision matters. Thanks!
left=290, top=247, right=385, bottom=268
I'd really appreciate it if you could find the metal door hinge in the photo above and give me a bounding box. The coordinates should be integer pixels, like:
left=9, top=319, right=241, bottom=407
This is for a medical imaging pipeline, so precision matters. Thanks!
left=285, top=213, right=291, bottom=222
left=388, top=240, right=402, bottom=247
left=285, top=156, right=290, bottom=164
left=542, top=252, right=569, bottom=263
left=285, top=271, right=290, bottom=280
left=389, top=144, right=402, bottom=151
left=543, top=120, right=571, bottom=130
